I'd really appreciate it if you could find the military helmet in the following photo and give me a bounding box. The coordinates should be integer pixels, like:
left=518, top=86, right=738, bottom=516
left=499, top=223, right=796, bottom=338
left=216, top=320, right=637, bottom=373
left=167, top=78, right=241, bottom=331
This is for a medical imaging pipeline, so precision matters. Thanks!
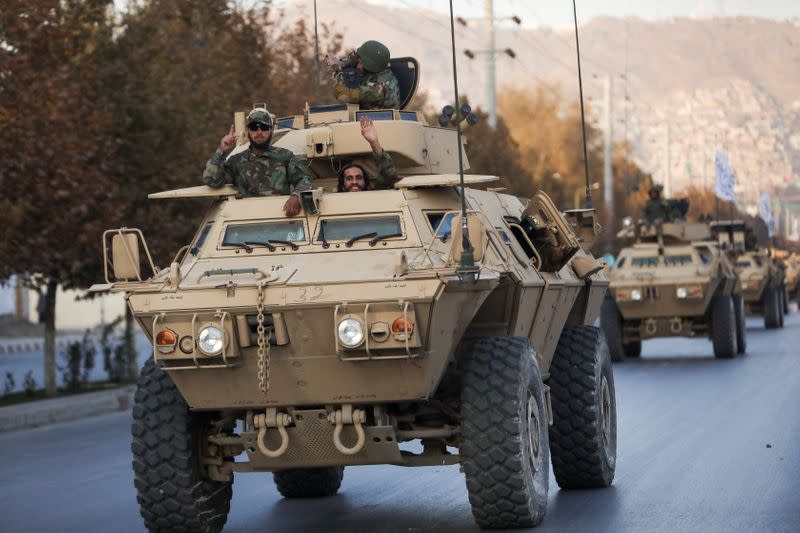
left=649, top=184, right=664, bottom=194
left=357, top=40, right=391, bottom=73
left=246, top=107, right=273, bottom=128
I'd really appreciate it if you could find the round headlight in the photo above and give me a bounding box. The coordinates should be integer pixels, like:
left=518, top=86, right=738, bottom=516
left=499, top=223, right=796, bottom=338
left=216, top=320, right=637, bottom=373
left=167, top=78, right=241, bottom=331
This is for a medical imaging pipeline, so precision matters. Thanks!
left=676, top=287, right=688, bottom=299
left=337, top=318, right=365, bottom=348
left=198, top=326, right=225, bottom=355
left=631, top=289, right=642, bottom=301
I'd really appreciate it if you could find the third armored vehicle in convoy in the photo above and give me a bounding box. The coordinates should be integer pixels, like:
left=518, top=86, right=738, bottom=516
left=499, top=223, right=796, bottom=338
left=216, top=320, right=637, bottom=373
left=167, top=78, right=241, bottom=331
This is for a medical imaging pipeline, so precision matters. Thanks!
left=710, top=221, right=785, bottom=329
left=92, top=58, right=616, bottom=531
left=602, top=220, right=745, bottom=360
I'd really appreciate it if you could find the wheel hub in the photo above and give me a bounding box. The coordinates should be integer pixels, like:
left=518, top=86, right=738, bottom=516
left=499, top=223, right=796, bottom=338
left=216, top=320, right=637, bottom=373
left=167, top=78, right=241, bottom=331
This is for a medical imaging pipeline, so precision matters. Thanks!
left=600, top=375, right=611, bottom=448
left=526, top=394, right=542, bottom=469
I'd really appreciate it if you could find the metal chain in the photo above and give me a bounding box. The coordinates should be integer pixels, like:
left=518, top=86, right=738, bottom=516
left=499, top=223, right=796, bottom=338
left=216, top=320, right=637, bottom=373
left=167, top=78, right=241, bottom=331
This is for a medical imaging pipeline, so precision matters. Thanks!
left=256, top=281, right=271, bottom=394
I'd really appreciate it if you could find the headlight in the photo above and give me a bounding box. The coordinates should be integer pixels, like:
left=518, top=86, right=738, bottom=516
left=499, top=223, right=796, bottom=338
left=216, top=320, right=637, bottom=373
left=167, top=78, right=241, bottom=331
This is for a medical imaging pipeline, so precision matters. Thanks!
left=676, top=285, right=703, bottom=299
left=630, top=289, right=642, bottom=301
left=198, top=326, right=225, bottom=355
left=741, top=282, right=749, bottom=290
left=337, top=317, right=365, bottom=348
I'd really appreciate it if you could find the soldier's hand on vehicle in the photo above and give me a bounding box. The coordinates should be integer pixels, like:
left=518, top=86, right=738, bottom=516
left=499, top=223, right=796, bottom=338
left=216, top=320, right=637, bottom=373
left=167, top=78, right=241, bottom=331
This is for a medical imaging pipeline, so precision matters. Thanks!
left=219, top=125, right=237, bottom=152
left=283, top=195, right=302, bottom=217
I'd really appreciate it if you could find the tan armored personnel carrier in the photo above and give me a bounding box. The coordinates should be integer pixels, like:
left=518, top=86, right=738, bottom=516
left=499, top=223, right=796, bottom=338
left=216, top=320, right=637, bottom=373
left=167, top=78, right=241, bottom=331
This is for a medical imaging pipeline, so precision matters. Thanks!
left=91, top=62, right=616, bottom=531
left=772, top=249, right=798, bottom=312
left=602, top=220, right=745, bottom=360
left=710, top=221, right=785, bottom=329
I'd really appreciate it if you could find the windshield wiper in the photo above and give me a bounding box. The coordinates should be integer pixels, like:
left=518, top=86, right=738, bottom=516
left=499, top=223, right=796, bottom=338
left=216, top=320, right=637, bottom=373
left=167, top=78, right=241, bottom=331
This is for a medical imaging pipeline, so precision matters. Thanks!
left=319, top=220, right=329, bottom=248
left=369, top=232, right=402, bottom=246
left=346, top=232, right=377, bottom=248
left=267, top=239, right=299, bottom=251
left=223, top=242, right=253, bottom=253
left=244, top=241, right=276, bottom=252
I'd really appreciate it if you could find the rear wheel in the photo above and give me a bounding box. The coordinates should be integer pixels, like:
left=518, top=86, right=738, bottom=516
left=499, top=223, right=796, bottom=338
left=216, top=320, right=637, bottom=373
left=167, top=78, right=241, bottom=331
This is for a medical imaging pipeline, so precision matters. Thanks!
left=600, top=296, right=626, bottom=362
left=782, top=284, right=789, bottom=314
left=274, top=467, right=344, bottom=498
left=624, top=340, right=642, bottom=358
left=764, top=287, right=781, bottom=329
left=460, top=337, right=549, bottom=529
left=711, top=295, right=737, bottom=359
left=549, top=326, right=617, bottom=489
left=733, top=294, right=747, bottom=354
left=132, top=358, right=233, bottom=533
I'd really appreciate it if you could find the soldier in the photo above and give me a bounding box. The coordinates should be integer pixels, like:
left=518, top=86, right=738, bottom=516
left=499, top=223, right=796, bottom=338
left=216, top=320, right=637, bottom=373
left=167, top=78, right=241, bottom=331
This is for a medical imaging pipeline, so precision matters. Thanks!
left=326, top=40, right=400, bottom=109
left=644, top=184, right=668, bottom=223
left=203, top=107, right=312, bottom=216
left=338, top=116, right=399, bottom=192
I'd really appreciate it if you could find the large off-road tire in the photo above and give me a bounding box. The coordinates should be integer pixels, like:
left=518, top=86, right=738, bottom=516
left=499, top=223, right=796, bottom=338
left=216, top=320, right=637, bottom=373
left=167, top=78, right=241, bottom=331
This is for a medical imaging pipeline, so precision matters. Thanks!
left=460, top=337, right=549, bottom=529
left=132, top=357, right=233, bottom=533
left=733, top=294, right=747, bottom=354
left=782, top=284, right=789, bottom=315
left=624, top=340, right=642, bottom=358
left=600, top=296, right=626, bottom=362
left=764, top=287, right=781, bottom=329
left=549, top=325, right=617, bottom=489
left=273, top=467, right=344, bottom=498
left=778, top=286, right=785, bottom=327
left=711, top=295, right=737, bottom=359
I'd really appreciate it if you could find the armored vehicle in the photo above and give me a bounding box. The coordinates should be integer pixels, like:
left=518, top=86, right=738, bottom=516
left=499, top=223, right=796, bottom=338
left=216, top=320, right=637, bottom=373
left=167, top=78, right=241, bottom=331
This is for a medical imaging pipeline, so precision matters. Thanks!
left=92, top=61, right=616, bottom=531
left=602, top=220, right=745, bottom=361
left=772, top=249, right=798, bottom=312
left=710, top=221, right=785, bottom=329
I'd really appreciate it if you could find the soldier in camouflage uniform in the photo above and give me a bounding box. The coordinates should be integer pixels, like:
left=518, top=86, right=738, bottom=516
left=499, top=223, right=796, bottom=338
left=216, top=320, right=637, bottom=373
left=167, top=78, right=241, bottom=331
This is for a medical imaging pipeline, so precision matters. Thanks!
left=203, top=107, right=312, bottom=216
left=338, top=116, right=399, bottom=192
left=326, top=40, right=400, bottom=109
left=643, top=184, right=682, bottom=223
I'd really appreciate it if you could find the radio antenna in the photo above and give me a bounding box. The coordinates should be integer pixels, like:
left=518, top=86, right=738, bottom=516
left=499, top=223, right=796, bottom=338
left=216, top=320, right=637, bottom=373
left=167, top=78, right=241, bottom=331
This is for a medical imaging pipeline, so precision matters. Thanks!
left=313, top=0, right=321, bottom=99
left=448, top=0, right=477, bottom=280
left=572, top=0, right=592, bottom=209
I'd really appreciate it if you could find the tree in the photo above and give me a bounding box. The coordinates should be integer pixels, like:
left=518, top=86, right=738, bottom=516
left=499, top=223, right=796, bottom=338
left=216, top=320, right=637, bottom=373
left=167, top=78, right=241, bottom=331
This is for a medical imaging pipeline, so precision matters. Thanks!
left=0, top=0, right=120, bottom=396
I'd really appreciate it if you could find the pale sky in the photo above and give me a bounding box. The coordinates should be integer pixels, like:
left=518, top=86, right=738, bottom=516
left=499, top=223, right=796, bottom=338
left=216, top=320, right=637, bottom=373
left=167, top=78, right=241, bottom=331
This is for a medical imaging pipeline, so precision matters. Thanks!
left=279, top=1, right=800, bottom=28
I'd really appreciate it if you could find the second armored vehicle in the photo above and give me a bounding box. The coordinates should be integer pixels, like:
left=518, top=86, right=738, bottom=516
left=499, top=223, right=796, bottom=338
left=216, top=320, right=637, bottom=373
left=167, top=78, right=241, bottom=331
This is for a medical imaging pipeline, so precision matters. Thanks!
left=602, top=220, right=745, bottom=360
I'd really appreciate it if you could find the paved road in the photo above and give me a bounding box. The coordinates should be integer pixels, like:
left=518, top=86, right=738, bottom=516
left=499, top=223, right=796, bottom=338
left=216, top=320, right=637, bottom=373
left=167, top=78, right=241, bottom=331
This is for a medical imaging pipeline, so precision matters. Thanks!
left=1, top=314, right=798, bottom=532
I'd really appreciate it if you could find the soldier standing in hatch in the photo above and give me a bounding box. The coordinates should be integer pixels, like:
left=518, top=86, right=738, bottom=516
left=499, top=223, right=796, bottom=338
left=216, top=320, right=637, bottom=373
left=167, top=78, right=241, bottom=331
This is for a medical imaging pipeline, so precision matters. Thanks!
left=644, top=184, right=669, bottom=223
left=326, top=40, right=400, bottom=109
left=203, top=107, right=312, bottom=216
left=338, top=116, right=399, bottom=192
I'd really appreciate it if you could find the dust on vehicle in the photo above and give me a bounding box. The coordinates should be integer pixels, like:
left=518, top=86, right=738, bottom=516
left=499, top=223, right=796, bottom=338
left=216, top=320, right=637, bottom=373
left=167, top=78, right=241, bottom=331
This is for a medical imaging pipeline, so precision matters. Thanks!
left=602, top=218, right=745, bottom=360
left=92, top=58, right=616, bottom=531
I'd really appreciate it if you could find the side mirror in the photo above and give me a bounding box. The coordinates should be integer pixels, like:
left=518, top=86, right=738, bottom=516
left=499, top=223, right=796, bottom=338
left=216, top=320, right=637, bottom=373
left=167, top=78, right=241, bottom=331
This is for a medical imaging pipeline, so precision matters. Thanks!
left=112, top=233, right=141, bottom=281
left=450, top=212, right=486, bottom=263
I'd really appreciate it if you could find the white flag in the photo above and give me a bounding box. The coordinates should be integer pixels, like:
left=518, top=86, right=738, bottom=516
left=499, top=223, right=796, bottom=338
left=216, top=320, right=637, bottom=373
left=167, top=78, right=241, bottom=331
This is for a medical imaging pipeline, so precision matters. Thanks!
left=714, top=151, right=736, bottom=201
left=759, top=192, right=775, bottom=237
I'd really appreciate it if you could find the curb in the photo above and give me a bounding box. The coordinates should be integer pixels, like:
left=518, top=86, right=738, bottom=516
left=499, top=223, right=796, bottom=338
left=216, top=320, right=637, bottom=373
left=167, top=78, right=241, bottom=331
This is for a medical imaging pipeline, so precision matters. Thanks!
left=0, top=385, right=136, bottom=433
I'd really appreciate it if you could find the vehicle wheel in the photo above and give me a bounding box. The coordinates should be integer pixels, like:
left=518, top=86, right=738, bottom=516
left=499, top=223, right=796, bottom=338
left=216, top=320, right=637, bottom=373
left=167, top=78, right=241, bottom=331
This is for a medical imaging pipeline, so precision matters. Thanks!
left=764, top=287, right=781, bottom=329
left=459, top=337, right=549, bottom=529
left=549, top=325, right=617, bottom=489
left=781, top=284, right=789, bottom=314
left=711, top=295, right=737, bottom=359
left=624, top=340, right=642, bottom=358
left=778, top=288, right=785, bottom=327
left=274, top=467, right=344, bottom=498
left=733, top=294, right=747, bottom=354
left=132, top=357, right=232, bottom=533
left=600, top=296, right=626, bottom=362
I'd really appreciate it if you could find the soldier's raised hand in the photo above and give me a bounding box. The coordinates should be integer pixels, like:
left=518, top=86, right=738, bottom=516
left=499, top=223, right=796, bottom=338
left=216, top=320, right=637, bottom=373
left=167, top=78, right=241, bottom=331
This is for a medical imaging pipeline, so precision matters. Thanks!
left=360, top=116, right=382, bottom=154
left=219, top=125, right=237, bottom=152
left=325, top=52, right=341, bottom=70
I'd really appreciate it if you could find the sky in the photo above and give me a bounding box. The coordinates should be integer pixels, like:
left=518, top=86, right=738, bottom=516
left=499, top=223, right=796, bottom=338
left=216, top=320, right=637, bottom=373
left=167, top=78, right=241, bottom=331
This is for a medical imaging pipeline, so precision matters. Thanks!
left=282, top=1, right=800, bottom=28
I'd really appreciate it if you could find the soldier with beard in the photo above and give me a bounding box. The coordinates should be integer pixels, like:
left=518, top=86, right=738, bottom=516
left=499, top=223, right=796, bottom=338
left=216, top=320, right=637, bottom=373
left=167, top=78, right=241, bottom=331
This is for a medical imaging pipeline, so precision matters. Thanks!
left=203, top=107, right=312, bottom=216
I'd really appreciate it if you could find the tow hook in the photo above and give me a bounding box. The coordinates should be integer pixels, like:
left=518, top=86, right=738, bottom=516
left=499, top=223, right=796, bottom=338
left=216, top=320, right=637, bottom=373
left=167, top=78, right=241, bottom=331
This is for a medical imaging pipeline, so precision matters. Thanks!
left=254, top=408, right=292, bottom=458
left=328, top=404, right=366, bottom=455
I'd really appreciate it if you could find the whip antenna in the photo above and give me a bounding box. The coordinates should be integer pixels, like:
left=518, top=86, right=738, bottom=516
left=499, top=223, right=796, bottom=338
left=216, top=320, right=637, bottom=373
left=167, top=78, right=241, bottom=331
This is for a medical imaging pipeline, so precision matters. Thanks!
left=313, top=0, right=321, bottom=99
left=572, top=0, right=592, bottom=209
left=448, top=0, right=477, bottom=280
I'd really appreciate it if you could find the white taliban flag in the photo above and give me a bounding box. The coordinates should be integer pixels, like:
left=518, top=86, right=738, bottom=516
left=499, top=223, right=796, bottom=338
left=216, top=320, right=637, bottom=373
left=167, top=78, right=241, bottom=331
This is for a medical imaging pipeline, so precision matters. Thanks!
left=759, top=192, right=776, bottom=237
left=714, top=151, right=736, bottom=201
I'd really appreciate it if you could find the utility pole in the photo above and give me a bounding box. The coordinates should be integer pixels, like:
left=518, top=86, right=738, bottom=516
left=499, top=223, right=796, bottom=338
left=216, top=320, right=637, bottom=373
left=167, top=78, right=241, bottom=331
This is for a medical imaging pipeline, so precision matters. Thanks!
left=664, top=122, right=672, bottom=198
left=485, top=0, right=496, bottom=128
left=602, top=74, right=614, bottom=212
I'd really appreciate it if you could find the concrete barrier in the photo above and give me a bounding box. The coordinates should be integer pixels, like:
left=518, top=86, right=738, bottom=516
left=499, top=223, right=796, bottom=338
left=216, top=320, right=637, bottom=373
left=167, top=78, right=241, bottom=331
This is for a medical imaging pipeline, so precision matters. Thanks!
left=0, top=385, right=136, bottom=432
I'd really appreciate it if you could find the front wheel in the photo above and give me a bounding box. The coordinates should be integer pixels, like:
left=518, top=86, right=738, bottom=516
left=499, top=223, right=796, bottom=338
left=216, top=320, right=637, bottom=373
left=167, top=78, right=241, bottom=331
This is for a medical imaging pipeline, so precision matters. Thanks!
left=624, top=340, right=642, bottom=358
left=764, top=287, right=781, bottom=329
left=711, top=295, right=737, bottom=359
left=132, top=358, right=233, bottom=533
left=549, top=326, right=617, bottom=489
left=733, top=294, right=747, bottom=354
left=460, top=337, right=549, bottom=529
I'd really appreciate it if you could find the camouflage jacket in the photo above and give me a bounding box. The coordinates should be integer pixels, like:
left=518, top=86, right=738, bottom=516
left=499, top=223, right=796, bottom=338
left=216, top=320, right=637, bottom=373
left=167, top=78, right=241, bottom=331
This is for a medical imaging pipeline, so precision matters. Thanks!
left=371, top=149, right=399, bottom=189
left=203, top=146, right=312, bottom=197
left=331, top=53, right=400, bottom=109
